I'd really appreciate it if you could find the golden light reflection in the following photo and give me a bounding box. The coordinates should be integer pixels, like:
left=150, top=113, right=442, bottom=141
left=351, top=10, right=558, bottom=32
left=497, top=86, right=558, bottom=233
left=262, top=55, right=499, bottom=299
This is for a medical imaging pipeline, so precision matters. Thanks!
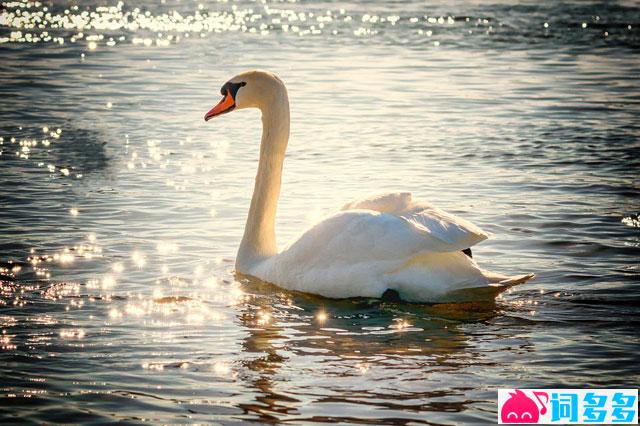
left=59, top=249, right=74, bottom=265
left=391, top=319, right=411, bottom=330
left=152, top=287, right=163, bottom=299
left=203, top=276, right=218, bottom=288
left=125, top=303, right=146, bottom=317
left=1, top=333, right=16, bottom=350
left=142, top=362, right=164, bottom=371
left=102, top=275, right=116, bottom=289
left=131, top=250, right=146, bottom=268
left=156, top=241, right=179, bottom=255
left=43, top=282, right=80, bottom=300
left=256, top=310, right=271, bottom=326
left=211, top=361, right=232, bottom=377
left=59, top=329, right=85, bottom=339
left=185, top=312, right=206, bottom=324
left=622, top=215, right=640, bottom=228
left=0, top=0, right=497, bottom=52
left=229, top=286, right=245, bottom=304
left=355, top=362, right=370, bottom=374
left=87, top=278, right=232, bottom=327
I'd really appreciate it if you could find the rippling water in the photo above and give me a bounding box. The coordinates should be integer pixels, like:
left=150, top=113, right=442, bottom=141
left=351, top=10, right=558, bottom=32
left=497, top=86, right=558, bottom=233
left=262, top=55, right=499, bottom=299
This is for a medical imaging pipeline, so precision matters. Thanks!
left=1, top=0, right=639, bottom=424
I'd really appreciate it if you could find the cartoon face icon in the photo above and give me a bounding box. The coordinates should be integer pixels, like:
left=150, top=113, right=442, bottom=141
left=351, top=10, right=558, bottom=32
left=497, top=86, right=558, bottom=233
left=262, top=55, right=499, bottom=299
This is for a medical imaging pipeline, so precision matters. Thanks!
left=501, top=390, right=547, bottom=423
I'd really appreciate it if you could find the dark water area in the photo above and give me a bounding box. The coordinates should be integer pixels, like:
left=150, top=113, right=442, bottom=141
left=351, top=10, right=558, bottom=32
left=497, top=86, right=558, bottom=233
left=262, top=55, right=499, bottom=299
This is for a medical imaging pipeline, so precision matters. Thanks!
left=1, top=0, right=639, bottom=424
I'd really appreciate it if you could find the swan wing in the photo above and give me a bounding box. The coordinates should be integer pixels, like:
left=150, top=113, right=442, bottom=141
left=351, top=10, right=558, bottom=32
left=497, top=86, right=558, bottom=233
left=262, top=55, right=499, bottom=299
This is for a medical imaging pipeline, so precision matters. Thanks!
left=343, top=192, right=488, bottom=251
left=255, top=210, right=461, bottom=297
left=341, top=192, right=413, bottom=213
left=253, top=209, right=531, bottom=301
left=281, top=210, right=454, bottom=266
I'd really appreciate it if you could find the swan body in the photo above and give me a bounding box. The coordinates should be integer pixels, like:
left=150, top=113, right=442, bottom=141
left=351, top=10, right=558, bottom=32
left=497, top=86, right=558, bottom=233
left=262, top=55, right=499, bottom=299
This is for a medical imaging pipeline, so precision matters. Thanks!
left=204, top=70, right=534, bottom=303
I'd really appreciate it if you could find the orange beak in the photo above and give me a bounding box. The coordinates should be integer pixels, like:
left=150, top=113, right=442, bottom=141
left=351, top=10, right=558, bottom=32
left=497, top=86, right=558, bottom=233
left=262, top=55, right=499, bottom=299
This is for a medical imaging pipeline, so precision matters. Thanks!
left=204, top=89, right=235, bottom=121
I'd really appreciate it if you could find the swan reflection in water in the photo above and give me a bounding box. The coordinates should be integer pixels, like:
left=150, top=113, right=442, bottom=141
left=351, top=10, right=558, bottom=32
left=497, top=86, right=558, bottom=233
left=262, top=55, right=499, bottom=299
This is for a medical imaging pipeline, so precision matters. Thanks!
left=233, top=272, right=505, bottom=424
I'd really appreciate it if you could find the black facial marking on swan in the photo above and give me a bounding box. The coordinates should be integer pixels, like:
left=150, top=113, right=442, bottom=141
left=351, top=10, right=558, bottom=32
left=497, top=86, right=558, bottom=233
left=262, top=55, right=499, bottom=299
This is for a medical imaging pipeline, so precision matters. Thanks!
left=220, top=81, right=246, bottom=99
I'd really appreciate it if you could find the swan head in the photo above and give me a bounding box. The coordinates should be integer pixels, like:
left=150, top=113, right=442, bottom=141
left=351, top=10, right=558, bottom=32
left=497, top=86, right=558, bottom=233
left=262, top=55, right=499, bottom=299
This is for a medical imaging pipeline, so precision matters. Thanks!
left=204, top=70, right=286, bottom=121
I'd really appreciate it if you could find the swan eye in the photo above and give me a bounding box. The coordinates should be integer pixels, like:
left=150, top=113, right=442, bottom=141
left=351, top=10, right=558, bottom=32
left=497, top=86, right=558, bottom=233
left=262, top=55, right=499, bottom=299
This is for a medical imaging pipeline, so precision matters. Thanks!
left=220, top=81, right=247, bottom=98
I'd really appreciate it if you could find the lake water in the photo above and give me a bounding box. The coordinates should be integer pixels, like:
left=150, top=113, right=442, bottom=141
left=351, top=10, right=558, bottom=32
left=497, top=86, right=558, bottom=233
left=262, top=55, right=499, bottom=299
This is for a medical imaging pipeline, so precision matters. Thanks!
left=1, top=0, right=639, bottom=424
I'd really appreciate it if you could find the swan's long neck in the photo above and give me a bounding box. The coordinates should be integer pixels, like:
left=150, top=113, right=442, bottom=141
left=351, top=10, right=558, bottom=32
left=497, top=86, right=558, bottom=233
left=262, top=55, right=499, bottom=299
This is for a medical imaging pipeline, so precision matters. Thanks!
left=236, top=92, right=290, bottom=272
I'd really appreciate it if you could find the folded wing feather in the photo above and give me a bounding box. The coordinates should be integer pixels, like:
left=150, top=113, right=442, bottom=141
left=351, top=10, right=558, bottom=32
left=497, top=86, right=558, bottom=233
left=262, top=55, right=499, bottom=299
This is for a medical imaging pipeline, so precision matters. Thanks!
left=342, top=192, right=488, bottom=252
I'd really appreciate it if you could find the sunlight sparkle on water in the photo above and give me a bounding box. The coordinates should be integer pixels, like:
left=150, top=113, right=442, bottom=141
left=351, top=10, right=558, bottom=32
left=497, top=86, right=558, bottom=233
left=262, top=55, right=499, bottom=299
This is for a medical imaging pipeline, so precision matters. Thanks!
left=316, top=310, right=327, bottom=322
left=102, top=275, right=116, bottom=289
left=212, top=361, right=233, bottom=377
left=0, top=0, right=526, bottom=50
left=256, top=310, right=271, bottom=326
left=156, top=241, right=179, bottom=255
left=204, top=276, right=218, bottom=288
left=131, top=250, right=146, bottom=268
left=356, top=363, right=370, bottom=374
left=622, top=214, right=640, bottom=228
left=142, top=362, right=165, bottom=372
left=58, top=250, right=74, bottom=265
left=392, top=319, right=411, bottom=330
left=60, top=329, right=85, bottom=340
left=1, top=334, right=16, bottom=351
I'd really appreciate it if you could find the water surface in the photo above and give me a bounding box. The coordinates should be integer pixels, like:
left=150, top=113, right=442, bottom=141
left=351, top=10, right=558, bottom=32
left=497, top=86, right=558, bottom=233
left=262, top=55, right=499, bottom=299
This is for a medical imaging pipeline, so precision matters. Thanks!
left=1, top=0, right=639, bottom=424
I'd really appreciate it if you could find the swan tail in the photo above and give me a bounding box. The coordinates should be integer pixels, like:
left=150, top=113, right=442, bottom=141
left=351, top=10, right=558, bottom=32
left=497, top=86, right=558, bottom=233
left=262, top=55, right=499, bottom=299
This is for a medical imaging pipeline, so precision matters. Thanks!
left=442, top=273, right=535, bottom=302
left=481, top=269, right=535, bottom=286
left=497, top=272, right=535, bottom=286
left=387, top=251, right=535, bottom=303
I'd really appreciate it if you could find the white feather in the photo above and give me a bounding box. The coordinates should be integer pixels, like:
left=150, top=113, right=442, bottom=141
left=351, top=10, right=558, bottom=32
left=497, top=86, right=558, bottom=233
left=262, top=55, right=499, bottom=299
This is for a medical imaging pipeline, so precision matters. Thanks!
left=252, top=196, right=531, bottom=302
left=343, top=192, right=489, bottom=252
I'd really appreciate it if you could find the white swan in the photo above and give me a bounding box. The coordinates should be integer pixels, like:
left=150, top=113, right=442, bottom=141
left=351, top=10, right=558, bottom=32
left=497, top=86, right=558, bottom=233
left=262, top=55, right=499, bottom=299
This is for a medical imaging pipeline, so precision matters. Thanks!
left=204, top=70, right=534, bottom=303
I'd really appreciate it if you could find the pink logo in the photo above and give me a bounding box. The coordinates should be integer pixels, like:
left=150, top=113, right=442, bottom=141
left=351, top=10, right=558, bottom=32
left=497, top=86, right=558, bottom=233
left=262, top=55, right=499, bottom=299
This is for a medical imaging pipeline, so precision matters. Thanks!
left=501, top=389, right=549, bottom=423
